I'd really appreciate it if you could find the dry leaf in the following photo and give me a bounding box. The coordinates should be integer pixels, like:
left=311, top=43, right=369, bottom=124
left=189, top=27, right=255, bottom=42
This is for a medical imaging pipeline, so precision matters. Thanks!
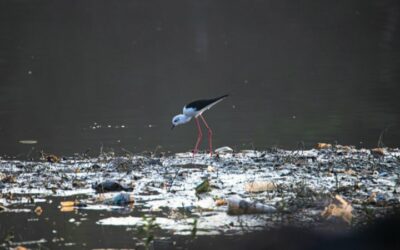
left=60, top=206, right=75, bottom=212
left=321, top=195, right=353, bottom=224
left=34, top=206, right=43, bottom=216
left=245, top=182, right=277, bottom=193
left=14, top=246, right=28, bottom=250
left=315, top=143, right=332, bottom=149
left=1, top=175, right=16, bottom=183
left=47, top=155, right=60, bottom=163
left=60, top=201, right=75, bottom=207
left=366, top=192, right=377, bottom=203
left=344, top=169, right=356, bottom=176
left=215, top=199, right=227, bottom=206
left=370, top=148, right=385, bottom=157
left=336, top=145, right=354, bottom=151
left=96, top=193, right=106, bottom=202
left=207, top=165, right=216, bottom=172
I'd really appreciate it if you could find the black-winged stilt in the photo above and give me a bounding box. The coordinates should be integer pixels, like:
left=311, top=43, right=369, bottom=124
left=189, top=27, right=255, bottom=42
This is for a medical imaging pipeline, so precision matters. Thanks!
left=171, top=95, right=229, bottom=156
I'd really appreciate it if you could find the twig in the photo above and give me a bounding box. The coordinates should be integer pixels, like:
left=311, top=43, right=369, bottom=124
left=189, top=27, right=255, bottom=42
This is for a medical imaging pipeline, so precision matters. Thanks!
left=26, top=146, right=35, bottom=159
left=297, top=141, right=305, bottom=152
left=121, top=147, right=134, bottom=157
left=99, top=143, right=104, bottom=157
left=152, top=145, right=162, bottom=157
left=377, top=126, right=391, bottom=148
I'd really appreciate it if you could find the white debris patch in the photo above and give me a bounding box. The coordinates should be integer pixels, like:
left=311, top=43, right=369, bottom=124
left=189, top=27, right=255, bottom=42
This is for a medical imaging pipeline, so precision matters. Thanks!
left=1, top=146, right=400, bottom=234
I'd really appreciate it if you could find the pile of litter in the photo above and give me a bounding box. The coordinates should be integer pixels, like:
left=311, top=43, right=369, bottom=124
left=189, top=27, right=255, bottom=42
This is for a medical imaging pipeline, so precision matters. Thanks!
left=1, top=146, right=400, bottom=236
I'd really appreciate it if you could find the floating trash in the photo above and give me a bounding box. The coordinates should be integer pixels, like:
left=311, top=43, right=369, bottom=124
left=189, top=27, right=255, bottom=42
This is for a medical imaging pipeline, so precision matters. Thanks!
left=0, top=146, right=400, bottom=236
left=60, top=200, right=87, bottom=212
left=245, top=181, right=277, bottom=193
left=195, top=180, right=211, bottom=194
left=34, top=206, right=43, bottom=216
left=215, top=146, right=234, bottom=154
left=215, top=199, right=227, bottom=206
left=101, top=192, right=134, bottom=206
left=321, top=195, right=353, bottom=224
left=227, top=195, right=276, bottom=215
left=92, top=181, right=134, bottom=193
left=18, top=140, right=38, bottom=144
left=370, top=148, right=386, bottom=157
left=315, top=143, right=332, bottom=149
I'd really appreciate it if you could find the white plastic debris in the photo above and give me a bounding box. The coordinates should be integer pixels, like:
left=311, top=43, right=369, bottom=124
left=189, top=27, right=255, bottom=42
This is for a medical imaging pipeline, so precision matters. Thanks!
left=215, top=146, right=234, bottom=154
left=227, top=195, right=276, bottom=215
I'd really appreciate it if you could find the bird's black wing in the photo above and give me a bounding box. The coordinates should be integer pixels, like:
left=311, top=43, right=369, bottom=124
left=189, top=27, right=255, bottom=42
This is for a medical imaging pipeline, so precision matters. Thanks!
left=185, top=94, right=228, bottom=111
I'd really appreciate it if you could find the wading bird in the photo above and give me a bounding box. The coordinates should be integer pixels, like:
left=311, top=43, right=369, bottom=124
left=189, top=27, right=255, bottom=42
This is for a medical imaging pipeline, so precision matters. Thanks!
left=171, top=95, right=228, bottom=156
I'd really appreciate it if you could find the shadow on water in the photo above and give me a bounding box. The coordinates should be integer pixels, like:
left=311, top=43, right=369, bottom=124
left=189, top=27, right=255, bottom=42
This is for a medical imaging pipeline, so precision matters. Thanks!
left=187, top=214, right=400, bottom=250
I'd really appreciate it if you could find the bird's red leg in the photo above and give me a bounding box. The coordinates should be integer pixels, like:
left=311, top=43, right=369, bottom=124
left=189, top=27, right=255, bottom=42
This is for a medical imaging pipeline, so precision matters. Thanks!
left=193, top=117, right=203, bottom=156
left=200, top=114, right=213, bottom=156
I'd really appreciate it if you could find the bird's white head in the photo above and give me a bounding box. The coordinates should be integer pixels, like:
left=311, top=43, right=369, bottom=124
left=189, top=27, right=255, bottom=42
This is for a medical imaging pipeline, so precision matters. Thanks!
left=171, top=114, right=191, bottom=129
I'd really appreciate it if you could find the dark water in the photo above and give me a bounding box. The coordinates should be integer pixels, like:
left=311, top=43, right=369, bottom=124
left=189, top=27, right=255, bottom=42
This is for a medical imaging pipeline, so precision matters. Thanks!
left=0, top=0, right=400, bottom=157
left=1, top=196, right=400, bottom=249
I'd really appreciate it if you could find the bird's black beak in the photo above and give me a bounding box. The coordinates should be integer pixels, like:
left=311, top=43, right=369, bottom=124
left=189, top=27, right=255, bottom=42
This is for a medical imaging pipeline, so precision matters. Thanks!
left=171, top=125, right=175, bottom=130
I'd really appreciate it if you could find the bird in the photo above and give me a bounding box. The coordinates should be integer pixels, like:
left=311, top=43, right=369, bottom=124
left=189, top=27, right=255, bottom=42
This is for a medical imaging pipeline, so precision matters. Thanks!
left=171, top=94, right=229, bottom=156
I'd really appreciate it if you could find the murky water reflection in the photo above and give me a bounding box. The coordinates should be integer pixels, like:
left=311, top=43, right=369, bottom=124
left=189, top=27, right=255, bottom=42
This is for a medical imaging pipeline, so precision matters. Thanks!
left=0, top=0, right=399, bottom=157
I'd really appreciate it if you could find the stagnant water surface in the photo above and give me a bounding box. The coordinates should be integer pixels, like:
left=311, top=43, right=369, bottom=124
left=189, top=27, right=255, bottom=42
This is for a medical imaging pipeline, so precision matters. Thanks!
left=0, top=0, right=400, bottom=157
